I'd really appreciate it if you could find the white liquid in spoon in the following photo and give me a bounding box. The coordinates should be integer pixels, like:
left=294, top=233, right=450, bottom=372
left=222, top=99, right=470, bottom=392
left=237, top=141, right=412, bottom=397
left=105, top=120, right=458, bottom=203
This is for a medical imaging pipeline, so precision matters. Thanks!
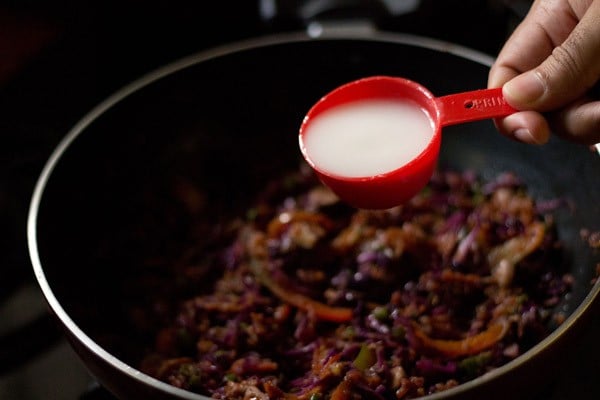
left=301, top=99, right=435, bottom=178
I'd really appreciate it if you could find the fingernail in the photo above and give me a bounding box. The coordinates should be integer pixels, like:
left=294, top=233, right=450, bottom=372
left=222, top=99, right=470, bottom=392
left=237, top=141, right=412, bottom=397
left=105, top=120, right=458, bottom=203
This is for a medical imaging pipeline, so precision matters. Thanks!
left=512, top=128, right=542, bottom=144
left=504, top=71, right=545, bottom=106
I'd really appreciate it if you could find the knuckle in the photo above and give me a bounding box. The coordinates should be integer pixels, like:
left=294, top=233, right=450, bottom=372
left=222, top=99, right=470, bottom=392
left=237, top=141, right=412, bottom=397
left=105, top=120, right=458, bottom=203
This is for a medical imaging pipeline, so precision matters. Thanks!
left=543, top=31, right=594, bottom=89
left=548, top=42, right=583, bottom=81
left=535, top=34, right=598, bottom=104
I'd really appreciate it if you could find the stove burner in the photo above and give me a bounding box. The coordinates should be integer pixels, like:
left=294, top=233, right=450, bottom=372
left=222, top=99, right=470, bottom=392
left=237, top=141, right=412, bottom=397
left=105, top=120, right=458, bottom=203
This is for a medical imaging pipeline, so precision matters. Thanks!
left=79, top=382, right=118, bottom=400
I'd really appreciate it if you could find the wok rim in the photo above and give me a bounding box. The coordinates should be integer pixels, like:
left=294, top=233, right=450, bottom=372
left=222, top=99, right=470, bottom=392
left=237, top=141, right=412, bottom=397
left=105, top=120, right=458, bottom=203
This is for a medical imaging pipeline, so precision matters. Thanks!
left=27, top=29, right=600, bottom=400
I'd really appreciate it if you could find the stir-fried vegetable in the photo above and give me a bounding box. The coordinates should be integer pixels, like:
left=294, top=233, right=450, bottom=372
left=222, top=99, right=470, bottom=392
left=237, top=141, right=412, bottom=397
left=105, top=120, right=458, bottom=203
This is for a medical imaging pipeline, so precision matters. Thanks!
left=136, top=167, right=572, bottom=400
left=249, top=259, right=354, bottom=323
left=412, top=318, right=509, bottom=358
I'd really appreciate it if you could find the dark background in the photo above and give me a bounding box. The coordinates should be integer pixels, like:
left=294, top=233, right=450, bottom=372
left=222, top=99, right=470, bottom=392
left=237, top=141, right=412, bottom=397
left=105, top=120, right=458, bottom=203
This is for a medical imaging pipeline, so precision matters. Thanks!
left=0, top=0, right=521, bottom=297
left=0, top=0, right=519, bottom=328
left=1, top=1, right=597, bottom=399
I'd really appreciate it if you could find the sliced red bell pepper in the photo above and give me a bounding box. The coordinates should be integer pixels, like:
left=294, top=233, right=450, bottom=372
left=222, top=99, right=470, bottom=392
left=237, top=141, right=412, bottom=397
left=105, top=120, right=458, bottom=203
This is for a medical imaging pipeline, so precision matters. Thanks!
left=250, top=260, right=353, bottom=323
left=413, top=318, right=509, bottom=358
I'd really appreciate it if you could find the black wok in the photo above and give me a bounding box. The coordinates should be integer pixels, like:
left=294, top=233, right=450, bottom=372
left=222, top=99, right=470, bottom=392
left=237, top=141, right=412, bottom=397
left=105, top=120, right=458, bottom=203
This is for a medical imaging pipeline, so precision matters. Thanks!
left=27, top=31, right=600, bottom=400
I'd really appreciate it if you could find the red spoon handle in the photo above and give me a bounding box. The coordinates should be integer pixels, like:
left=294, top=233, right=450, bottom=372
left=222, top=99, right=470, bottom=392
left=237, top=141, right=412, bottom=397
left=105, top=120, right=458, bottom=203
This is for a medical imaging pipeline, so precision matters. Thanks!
left=435, top=87, right=516, bottom=127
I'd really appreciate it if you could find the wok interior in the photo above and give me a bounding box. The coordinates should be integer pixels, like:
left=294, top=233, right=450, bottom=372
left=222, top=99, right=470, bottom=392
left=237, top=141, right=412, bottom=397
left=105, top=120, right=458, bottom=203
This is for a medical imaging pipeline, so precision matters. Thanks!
left=35, top=39, right=599, bottom=375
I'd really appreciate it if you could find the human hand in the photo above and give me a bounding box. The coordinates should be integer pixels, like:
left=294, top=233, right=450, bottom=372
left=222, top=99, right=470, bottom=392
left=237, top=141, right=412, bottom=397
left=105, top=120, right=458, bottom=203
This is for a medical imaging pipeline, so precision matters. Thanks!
left=488, top=0, right=600, bottom=145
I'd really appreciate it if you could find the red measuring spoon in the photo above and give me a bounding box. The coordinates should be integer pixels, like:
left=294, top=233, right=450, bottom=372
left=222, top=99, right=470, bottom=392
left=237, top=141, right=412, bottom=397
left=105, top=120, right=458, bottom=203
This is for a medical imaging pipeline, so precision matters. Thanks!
left=298, top=76, right=516, bottom=209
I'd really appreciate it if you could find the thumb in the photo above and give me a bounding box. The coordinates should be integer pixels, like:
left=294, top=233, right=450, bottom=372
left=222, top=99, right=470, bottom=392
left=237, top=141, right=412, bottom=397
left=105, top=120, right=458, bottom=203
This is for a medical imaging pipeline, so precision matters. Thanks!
left=503, top=2, right=600, bottom=111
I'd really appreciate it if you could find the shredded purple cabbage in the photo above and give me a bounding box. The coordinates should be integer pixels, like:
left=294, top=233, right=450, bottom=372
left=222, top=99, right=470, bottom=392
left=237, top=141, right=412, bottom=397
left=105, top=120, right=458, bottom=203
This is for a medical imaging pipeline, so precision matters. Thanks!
left=134, top=166, right=574, bottom=400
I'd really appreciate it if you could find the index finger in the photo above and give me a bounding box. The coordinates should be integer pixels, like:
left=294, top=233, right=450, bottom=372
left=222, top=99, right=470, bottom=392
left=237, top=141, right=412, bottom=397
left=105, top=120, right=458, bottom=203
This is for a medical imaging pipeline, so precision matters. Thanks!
left=488, top=0, right=580, bottom=88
